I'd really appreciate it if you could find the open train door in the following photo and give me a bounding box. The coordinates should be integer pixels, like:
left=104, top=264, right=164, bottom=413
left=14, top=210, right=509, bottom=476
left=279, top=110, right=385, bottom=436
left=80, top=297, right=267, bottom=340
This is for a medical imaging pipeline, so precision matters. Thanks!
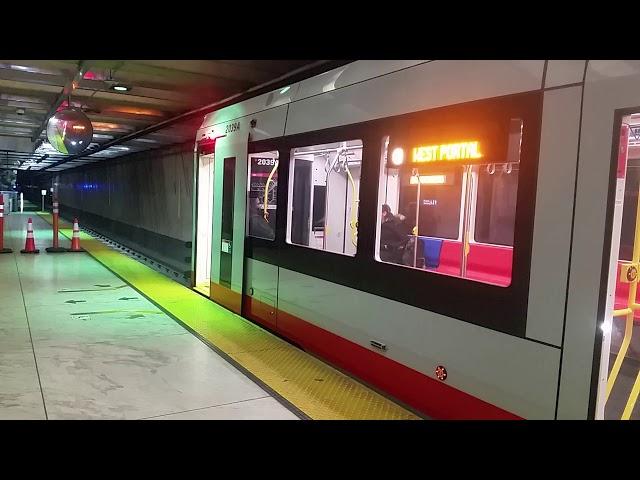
left=596, top=119, right=640, bottom=420
left=209, top=121, right=249, bottom=314
left=193, top=140, right=215, bottom=296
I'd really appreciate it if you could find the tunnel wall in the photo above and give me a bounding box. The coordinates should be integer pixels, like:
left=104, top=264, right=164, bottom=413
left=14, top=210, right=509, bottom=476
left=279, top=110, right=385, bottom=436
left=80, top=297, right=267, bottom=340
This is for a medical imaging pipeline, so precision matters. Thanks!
left=53, top=143, right=194, bottom=277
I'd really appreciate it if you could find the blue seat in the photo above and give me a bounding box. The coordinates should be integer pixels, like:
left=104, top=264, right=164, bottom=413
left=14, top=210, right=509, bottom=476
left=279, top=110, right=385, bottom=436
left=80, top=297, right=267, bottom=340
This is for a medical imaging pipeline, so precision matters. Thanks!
left=421, top=237, right=443, bottom=269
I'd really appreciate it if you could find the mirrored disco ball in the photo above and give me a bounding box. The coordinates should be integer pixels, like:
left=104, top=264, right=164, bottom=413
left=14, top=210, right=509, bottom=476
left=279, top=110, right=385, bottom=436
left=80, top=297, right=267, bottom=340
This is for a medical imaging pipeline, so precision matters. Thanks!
left=46, top=108, right=93, bottom=154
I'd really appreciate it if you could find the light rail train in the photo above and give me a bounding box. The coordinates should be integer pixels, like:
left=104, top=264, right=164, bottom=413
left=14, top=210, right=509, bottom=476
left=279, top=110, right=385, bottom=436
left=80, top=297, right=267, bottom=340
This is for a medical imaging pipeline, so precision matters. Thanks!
left=191, top=60, right=640, bottom=419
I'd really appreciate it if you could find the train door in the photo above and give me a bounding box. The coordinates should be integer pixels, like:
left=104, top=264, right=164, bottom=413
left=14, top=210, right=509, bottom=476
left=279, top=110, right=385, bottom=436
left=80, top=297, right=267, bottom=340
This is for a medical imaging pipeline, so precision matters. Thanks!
left=194, top=150, right=215, bottom=296
left=595, top=118, right=640, bottom=420
left=209, top=123, right=248, bottom=314
left=244, top=151, right=279, bottom=329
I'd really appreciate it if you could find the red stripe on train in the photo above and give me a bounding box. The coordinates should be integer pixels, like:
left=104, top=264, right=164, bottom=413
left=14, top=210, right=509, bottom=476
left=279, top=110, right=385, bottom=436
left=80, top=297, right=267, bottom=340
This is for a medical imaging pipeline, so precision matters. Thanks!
left=244, top=295, right=522, bottom=420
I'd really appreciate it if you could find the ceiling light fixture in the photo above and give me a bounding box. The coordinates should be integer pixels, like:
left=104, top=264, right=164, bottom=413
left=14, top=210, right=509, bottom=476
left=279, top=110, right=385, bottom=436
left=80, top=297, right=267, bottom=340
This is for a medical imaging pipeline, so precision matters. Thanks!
left=111, top=85, right=131, bottom=92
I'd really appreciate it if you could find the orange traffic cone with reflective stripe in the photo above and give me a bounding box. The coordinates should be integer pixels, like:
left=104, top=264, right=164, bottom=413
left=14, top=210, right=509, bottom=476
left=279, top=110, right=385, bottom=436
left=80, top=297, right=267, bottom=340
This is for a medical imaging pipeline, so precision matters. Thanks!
left=20, top=218, right=40, bottom=254
left=67, top=218, right=84, bottom=253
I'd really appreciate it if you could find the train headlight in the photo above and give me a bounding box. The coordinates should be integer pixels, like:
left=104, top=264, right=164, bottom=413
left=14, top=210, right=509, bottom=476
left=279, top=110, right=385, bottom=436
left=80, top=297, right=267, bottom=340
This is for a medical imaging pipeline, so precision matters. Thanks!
left=391, top=147, right=404, bottom=166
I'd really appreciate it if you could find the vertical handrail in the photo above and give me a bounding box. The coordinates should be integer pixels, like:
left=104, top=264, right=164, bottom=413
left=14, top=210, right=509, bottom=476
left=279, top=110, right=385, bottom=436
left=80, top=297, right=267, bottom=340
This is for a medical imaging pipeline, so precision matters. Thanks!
left=412, top=168, right=421, bottom=268
left=622, top=349, right=640, bottom=419
left=263, top=160, right=279, bottom=221
left=323, top=152, right=341, bottom=251
left=344, top=162, right=359, bottom=248
left=461, top=165, right=474, bottom=278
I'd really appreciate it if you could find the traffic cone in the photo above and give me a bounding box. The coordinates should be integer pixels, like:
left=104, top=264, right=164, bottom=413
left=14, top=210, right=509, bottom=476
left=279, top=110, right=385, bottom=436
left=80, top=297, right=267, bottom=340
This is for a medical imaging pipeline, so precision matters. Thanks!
left=0, top=195, right=12, bottom=254
left=20, top=218, right=40, bottom=254
left=66, top=218, right=84, bottom=253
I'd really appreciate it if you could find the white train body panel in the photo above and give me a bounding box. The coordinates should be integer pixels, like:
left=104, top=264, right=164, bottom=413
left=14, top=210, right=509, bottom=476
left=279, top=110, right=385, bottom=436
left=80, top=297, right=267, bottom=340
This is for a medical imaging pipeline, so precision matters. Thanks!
left=291, top=60, right=427, bottom=100
left=273, top=263, right=560, bottom=419
left=199, top=61, right=428, bottom=134
left=526, top=86, right=582, bottom=346
left=285, top=60, right=544, bottom=136
left=544, top=60, right=586, bottom=88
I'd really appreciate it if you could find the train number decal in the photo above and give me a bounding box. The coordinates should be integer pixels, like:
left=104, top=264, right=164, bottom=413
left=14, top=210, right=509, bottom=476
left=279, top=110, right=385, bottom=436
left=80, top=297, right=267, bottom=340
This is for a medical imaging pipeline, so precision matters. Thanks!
left=225, top=122, right=241, bottom=134
left=255, top=158, right=277, bottom=166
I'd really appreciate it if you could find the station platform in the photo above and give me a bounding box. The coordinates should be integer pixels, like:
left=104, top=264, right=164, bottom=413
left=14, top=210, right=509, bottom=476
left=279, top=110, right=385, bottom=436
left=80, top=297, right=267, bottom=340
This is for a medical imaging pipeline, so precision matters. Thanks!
left=0, top=210, right=419, bottom=420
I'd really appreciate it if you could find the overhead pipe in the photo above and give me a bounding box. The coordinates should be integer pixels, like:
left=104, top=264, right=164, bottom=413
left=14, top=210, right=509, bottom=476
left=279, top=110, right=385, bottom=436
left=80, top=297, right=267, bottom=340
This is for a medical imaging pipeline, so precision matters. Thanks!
left=37, top=60, right=352, bottom=174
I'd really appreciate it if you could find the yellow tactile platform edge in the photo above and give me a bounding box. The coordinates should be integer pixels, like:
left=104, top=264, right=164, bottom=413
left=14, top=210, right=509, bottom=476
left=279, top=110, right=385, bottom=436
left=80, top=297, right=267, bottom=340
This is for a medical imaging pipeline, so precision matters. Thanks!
left=39, top=213, right=420, bottom=420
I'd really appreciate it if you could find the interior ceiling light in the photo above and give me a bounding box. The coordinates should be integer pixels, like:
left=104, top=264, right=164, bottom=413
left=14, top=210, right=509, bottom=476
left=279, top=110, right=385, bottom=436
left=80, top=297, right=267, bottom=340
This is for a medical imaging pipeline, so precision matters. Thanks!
left=102, top=105, right=163, bottom=116
left=92, top=121, right=130, bottom=131
left=391, top=147, right=404, bottom=166
left=103, top=68, right=131, bottom=92
left=110, top=85, right=131, bottom=92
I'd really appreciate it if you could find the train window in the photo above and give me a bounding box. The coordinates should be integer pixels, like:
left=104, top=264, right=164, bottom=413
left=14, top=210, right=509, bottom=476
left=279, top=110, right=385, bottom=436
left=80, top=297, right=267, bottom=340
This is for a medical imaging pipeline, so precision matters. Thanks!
left=286, top=140, right=362, bottom=256
left=247, top=151, right=279, bottom=241
left=474, top=162, right=519, bottom=246
left=375, top=118, right=523, bottom=287
left=402, top=166, right=464, bottom=240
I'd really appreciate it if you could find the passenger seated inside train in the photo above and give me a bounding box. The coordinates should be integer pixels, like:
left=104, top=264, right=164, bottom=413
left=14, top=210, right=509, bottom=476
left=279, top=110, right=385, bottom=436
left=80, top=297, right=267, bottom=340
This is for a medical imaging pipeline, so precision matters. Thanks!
left=248, top=195, right=275, bottom=240
left=380, top=204, right=407, bottom=264
left=402, top=226, right=426, bottom=269
left=380, top=204, right=427, bottom=268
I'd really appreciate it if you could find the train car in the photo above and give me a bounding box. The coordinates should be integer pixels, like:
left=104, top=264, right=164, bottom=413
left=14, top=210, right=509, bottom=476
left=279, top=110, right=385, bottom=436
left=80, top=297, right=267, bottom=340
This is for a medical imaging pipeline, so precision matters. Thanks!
left=190, top=60, right=640, bottom=420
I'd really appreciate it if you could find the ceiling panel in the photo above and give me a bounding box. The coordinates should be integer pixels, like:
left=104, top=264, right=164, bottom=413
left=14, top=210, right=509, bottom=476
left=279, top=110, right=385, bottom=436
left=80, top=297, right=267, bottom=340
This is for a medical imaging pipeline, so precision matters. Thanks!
left=0, top=60, right=328, bottom=172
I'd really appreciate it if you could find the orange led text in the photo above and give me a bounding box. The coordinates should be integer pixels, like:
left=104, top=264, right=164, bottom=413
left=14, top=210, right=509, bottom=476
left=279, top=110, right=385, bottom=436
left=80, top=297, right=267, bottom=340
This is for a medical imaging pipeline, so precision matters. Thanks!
left=412, top=141, right=483, bottom=163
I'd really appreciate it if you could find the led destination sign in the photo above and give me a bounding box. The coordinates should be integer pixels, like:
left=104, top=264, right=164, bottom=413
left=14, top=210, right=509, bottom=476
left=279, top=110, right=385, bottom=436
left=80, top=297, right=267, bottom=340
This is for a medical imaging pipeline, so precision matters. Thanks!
left=412, top=141, right=483, bottom=163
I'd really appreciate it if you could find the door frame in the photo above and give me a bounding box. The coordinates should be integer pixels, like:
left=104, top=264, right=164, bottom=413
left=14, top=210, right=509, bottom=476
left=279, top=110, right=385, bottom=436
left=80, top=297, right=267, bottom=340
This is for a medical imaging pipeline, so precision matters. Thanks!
left=209, top=125, right=249, bottom=314
left=592, top=107, right=639, bottom=418
left=192, top=149, right=216, bottom=291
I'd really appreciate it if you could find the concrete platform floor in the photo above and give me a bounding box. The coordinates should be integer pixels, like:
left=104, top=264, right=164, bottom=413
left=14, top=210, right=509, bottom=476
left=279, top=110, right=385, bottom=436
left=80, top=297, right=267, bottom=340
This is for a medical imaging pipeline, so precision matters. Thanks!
left=0, top=212, right=297, bottom=420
